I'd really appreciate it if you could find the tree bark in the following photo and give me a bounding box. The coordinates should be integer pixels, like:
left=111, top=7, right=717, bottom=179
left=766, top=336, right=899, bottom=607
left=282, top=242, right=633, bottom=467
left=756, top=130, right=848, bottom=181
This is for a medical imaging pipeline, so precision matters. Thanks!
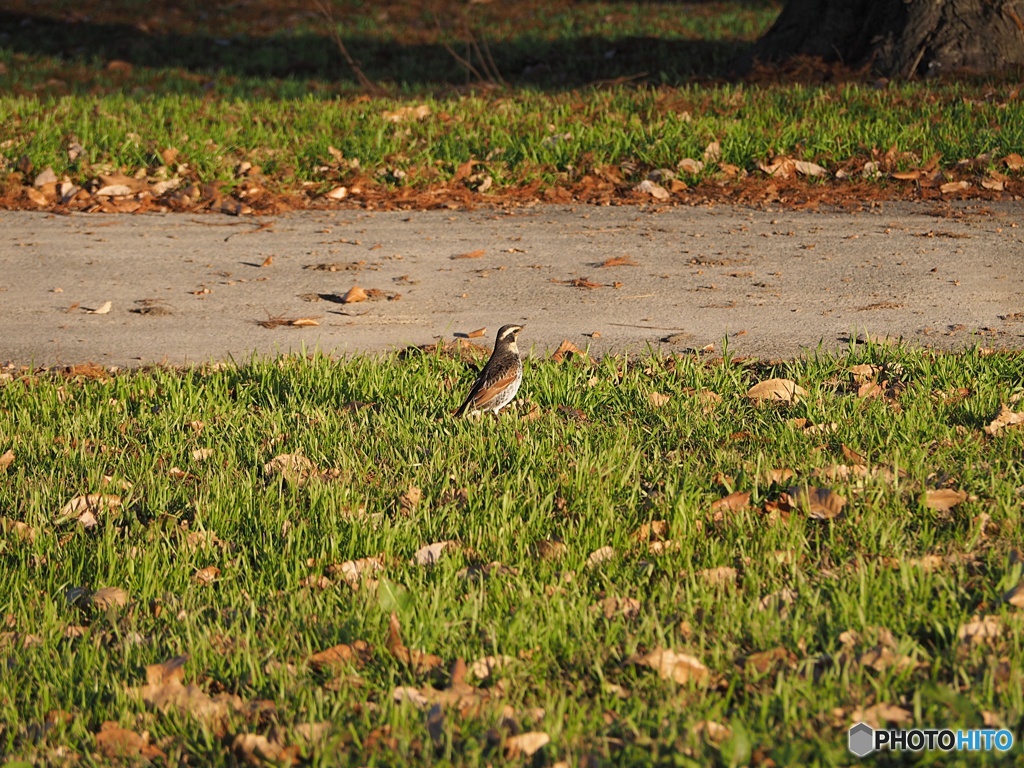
left=748, top=0, right=1024, bottom=78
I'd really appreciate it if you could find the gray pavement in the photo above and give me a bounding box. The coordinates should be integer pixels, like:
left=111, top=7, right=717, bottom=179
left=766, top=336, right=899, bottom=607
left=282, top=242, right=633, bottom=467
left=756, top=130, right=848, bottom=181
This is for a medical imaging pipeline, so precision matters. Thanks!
left=1, top=202, right=1023, bottom=367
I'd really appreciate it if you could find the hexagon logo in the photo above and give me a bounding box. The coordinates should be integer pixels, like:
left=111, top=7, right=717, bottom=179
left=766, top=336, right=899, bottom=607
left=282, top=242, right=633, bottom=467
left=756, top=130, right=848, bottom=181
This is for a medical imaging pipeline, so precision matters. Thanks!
left=848, top=722, right=875, bottom=757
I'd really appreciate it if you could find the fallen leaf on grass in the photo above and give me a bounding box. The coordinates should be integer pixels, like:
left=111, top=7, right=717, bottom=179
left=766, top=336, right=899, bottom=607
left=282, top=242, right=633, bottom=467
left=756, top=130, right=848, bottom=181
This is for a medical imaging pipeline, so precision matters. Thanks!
left=412, top=540, right=458, bottom=566
left=452, top=249, right=486, bottom=260
left=262, top=453, right=315, bottom=486
left=328, top=556, right=384, bottom=586
left=740, top=647, right=797, bottom=675
left=67, top=586, right=128, bottom=610
left=400, top=485, right=422, bottom=512
left=0, top=517, right=34, bottom=542
left=696, top=566, right=737, bottom=587
left=136, top=655, right=242, bottom=725
left=192, top=566, right=220, bottom=585
left=191, top=447, right=214, bottom=461
left=533, top=539, right=566, bottom=560
left=232, top=732, right=298, bottom=766
left=309, top=640, right=372, bottom=671
left=746, top=378, right=806, bottom=402
left=0, top=448, right=13, bottom=471
left=788, top=486, right=846, bottom=520
left=842, top=445, right=868, bottom=465
left=711, top=491, right=750, bottom=515
left=924, top=489, right=967, bottom=512
left=383, top=104, right=431, bottom=122
left=634, top=647, right=709, bottom=684
left=586, top=546, right=615, bottom=568
left=984, top=404, right=1024, bottom=435
left=504, top=732, right=550, bottom=758
left=469, top=655, right=513, bottom=681
left=95, top=721, right=165, bottom=760
left=1002, top=584, right=1024, bottom=608
left=648, top=391, right=671, bottom=408
left=387, top=613, right=444, bottom=674
left=957, top=616, right=1002, bottom=646
left=551, top=340, right=587, bottom=362
left=57, top=493, right=121, bottom=527
left=596, top=596, right=641, bottom=620
left=693, top=720, right=731, bottom=742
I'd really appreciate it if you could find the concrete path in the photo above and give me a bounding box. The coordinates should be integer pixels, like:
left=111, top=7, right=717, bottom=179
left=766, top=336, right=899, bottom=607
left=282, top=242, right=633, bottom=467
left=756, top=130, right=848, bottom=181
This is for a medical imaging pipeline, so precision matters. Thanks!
left=1, top=202, right=1022, bottom=367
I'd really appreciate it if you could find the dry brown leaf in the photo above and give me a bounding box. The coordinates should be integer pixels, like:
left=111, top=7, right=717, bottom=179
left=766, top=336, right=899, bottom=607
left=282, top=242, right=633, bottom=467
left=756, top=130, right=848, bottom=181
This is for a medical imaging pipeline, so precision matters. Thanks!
left=466, top=327, right=486, bottom=339
left=633, top=520, right=669, bottom=542
left=1003, top=584, right=1024, bottom=608
left=697, top=566, right=737, bottom=587
left=413, top=540, right=458, bottom=566
left=0, top=517, right=35, bottom=543
left=703, top=141, right=722, bottom=163
left=634, top=179, right=670, bottom=199
left=468, top=654, right=513, bottom=680
left=504, top=732, right=550, bottom=758
left=0, top=448, right=13, bottom=472
left=191, top=447, right=214, bottom=461
left=940, top=180, right=970, bottom=194
left=763, top=468, right=795, bottom=485
left=636, top=647, right=709, bottom=684
left=90, top=586, right=129, bottom=610
left=400, top=485, right=422, bottom=512
left=57, top=493, right=122, bottom=527
left=957, top=615, right=1002, bottom=646
left=263, top=453, right=315, bottom=486
left=341, top=285, right=368, bottom=304
left=598, top=255, right=638, bottom=267
left=793, top=160, right=828, bottom=177
left=982, top=178, right=1005, bottom=191
left=533, top=539, right=567, bottom=560
left=789, top=486, right=846, bottom=520
left=693, top=719, right=731, bottom=742
left=598, top=596, right=641, bottom=620
left=233, top=732, right=297, bottom=766
left=984, top=404, right=1024, bottom=435
left=586, top=546, right=615, bottom=568
left=678, top=157, right=705, bottom=174
left=328, top=555, right=384, bottom=586
left=1004, top=152, right=1024, bottom=170
left=758, top=588, right=797, bottom=612
left=136, top=656, right=242, bottom=725
left=711, top=491, right=750, bottom=514
left=85, top=300, right=113, bottom=315
left=849, top=364, right=879, bottom=384
left=550, top=339, right=587, bottom=363
left=648, top=391, right=671, bottom=408
left=803, top=421, right=837, bottom=436
left=95, top=721, right=164, bottom=760
left=452, top=249, right=486, bottom=260
left=387, top=613, right=444, bottom=674
left=741, top=647, right=797, bottom=675
left=842, top=445, right=868, bottom=465
left=746, top=378, right=807, bottom=402
left=924, top=489, right=967, bottom=512
left=309, top=640, right=372, bottom=671
left=382, top=104, right=431, bottom=122
left=192, top=566, right=220, bottom=585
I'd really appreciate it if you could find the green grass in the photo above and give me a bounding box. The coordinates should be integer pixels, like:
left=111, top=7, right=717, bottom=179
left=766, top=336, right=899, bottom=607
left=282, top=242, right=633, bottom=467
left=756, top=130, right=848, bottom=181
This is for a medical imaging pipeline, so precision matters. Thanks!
left=2, top=345, right=1024, bottom=765
left=2, top=1, right=1022, bottom=201
left=3, top=83, right=1022, bottom=199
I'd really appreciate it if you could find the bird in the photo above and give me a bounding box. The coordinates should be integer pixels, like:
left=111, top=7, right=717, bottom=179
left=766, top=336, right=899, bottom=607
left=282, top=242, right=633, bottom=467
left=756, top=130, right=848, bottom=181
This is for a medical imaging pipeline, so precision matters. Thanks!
left=455, top=324, right=524, bottom=417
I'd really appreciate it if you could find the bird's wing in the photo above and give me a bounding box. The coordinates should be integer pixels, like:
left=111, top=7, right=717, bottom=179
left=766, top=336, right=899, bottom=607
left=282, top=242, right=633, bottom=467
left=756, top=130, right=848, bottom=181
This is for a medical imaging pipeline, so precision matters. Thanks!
left=456, top=368, right=518, bottom=416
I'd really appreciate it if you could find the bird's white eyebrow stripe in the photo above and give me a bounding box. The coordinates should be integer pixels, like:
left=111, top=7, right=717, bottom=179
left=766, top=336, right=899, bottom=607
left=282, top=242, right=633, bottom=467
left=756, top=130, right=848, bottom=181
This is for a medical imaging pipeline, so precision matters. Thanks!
left=499, top=325, right=522, bottom=339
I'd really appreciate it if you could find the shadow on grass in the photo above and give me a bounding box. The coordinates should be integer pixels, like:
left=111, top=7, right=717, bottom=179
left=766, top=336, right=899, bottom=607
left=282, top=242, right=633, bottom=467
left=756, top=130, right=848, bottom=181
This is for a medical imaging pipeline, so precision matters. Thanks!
left=0, top=10, right=759, bottom=93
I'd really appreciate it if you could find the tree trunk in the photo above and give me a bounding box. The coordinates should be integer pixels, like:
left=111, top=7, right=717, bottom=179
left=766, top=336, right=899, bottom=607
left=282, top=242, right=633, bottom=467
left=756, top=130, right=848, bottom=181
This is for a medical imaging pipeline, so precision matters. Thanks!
left=748, top=0, right=1024, bottom=78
